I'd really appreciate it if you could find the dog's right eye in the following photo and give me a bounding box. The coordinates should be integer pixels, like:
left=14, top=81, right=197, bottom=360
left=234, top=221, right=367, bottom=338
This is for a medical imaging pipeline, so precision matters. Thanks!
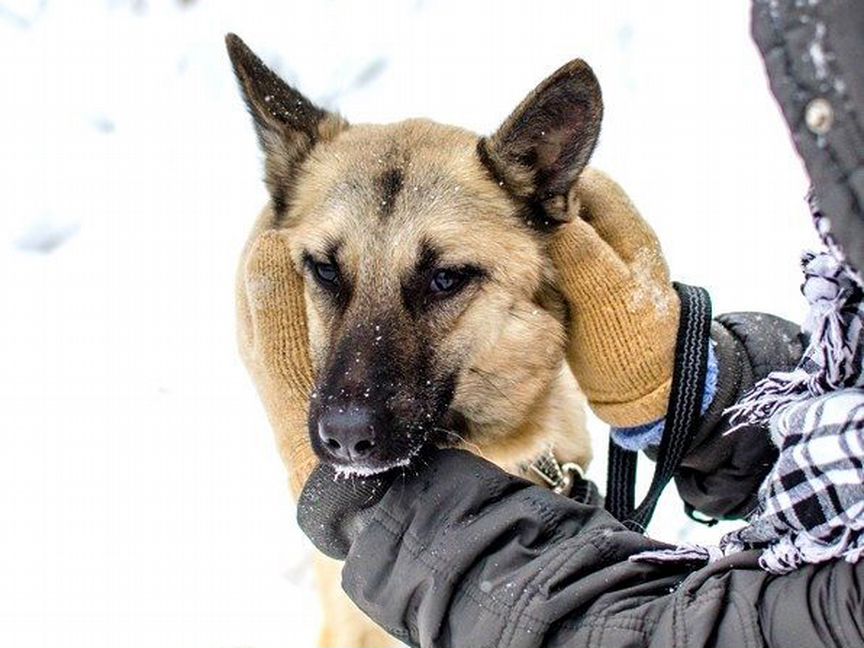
left=313, top=261, right=339, bottom=286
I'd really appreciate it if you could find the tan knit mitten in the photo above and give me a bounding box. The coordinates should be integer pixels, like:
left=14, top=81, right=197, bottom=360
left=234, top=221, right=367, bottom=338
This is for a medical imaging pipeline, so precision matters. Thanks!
left=550, top=168, right=680, bottom=428
left=237, top=226, right=316, bottom=496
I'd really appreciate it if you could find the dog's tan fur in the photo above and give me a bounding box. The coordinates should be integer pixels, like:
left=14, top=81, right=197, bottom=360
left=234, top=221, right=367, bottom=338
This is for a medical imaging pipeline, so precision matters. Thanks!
left=229, top=34, right=599, bottom=647
left=286, top=119, right=590, bottom=472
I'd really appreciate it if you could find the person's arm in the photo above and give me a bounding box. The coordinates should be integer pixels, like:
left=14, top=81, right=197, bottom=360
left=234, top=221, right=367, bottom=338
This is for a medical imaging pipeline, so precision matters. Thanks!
left=669, top=314, right=804, bottom=519
left=299, top=449, right=863, bottom=648
left=548, top=170, right=805, bottom=521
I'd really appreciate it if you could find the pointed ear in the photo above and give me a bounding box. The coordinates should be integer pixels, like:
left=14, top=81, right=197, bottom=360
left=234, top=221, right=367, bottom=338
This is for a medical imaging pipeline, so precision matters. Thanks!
left=480, top=60, right=602, bottom=224
left=226, top=33, right=348, bottom=213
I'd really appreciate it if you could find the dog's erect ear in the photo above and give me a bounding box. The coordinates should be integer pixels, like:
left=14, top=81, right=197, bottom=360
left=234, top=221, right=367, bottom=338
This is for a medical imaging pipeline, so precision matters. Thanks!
left=480, top=60, right=602, bottom=224
left=226, top=33, right=347, bottom=213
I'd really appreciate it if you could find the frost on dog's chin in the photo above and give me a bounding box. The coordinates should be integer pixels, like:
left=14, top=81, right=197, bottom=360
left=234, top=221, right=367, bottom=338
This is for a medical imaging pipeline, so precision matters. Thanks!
left=331, top=455, right=414, bottom=480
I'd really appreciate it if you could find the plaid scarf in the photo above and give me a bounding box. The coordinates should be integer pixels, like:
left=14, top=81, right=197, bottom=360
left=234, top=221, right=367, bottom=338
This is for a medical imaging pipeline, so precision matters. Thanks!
left=721, top=388, right=864, bottom=572
left=634, top=205, right=864, bottom=574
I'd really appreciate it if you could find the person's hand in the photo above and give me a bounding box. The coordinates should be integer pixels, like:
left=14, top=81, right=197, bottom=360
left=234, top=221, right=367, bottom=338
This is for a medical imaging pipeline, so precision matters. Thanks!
left=297, top=448, right=604, bottom=560
left=237, top=226, right=317, bottom=495
left=550, top=169, right=680, bottom=427
left=297, top=463, right=395, bottom=560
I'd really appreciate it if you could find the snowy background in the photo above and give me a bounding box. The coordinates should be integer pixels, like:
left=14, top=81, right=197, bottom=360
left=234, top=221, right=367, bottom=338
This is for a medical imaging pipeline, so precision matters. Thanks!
left=0, top=1, right=817, bottom=647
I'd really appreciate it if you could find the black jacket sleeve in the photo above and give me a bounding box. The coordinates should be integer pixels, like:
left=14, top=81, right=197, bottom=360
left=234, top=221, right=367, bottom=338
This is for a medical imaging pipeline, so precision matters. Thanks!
left=751, top=0, right=864, bottom=277
left=340, top=449, right=864, bottom=648
left=669, top=313, right=805, bottom=519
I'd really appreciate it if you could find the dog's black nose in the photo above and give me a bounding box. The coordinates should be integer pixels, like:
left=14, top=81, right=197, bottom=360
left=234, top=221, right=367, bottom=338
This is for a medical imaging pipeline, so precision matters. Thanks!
left=317, top=406, right=377, bottom=462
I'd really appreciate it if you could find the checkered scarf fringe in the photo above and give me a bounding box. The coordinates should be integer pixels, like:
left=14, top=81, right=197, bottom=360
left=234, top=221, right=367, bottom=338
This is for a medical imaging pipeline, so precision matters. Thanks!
left=725, top=251, right=864, bottom=430
left=633, top=204, right=864, bottom=574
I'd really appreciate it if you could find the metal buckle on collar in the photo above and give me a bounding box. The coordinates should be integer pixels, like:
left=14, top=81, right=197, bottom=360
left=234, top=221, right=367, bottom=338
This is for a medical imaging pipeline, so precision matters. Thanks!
left=525, top=448, right=585, bottom=495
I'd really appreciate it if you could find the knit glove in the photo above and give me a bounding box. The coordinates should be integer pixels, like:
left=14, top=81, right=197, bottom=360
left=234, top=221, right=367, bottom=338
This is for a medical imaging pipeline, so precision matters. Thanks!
left=550, top=169, right=680, bottom=427
left=237, top=227, right=317, bottom=496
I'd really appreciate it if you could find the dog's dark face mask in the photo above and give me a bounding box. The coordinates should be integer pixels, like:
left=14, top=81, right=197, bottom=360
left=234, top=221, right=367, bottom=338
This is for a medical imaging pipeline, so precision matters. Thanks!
left=227, top=33, right=602, bottom=475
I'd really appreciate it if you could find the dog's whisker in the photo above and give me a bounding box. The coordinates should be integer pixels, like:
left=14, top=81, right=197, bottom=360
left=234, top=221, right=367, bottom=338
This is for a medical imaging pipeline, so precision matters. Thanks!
left=469, top=365, right=517, bottom=383
left=467, top=367, right=520, bottom=410
left=434, top=427, right=486, bottom=458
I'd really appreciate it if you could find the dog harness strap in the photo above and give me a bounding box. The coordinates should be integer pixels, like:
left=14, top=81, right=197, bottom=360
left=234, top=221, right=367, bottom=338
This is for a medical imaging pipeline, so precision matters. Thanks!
left=605, top=283, right=712, bottom=531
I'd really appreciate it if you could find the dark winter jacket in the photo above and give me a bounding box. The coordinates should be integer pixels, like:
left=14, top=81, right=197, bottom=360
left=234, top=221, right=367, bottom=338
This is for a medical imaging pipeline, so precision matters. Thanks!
left=299, top=313, right=863, bottom=648
left=334, top=450, right=864, bottom=648
left=752, top=0, right=864, bottom=278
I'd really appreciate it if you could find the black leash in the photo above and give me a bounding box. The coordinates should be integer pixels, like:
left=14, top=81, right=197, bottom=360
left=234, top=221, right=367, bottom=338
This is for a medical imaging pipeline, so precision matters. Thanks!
left=605, top=283, right=712, bottom=531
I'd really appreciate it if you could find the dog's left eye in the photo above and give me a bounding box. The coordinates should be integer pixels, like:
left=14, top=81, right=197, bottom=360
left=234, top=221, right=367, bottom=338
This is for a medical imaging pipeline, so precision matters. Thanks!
left=313, top=262, right=339, bottom=285
left=430, top=269, right=467, bottom=295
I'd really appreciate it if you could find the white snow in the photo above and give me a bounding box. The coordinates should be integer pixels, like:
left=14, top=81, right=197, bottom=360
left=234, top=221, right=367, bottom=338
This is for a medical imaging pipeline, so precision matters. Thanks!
left=808, top=21, right=829, bottom=80
left=0, top=1, right=815, bottom=647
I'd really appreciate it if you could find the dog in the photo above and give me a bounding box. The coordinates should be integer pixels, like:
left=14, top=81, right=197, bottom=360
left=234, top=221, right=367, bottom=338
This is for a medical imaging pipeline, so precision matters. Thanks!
left=228, top=33, right=600, bottom=647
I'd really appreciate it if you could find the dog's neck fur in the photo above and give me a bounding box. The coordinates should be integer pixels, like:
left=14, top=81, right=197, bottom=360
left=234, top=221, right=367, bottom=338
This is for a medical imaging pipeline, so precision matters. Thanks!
left=475, top=365, right=591, bottom=479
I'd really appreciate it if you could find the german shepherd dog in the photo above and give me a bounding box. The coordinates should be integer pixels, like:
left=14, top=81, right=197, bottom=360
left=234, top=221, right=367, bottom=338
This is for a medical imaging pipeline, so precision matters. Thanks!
left=228, top=34, right=600, bottom=647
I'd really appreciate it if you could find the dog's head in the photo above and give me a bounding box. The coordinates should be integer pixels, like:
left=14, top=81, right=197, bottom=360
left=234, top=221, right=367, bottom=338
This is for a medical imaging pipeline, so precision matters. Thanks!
left=228, top=34, right=602, bottom=475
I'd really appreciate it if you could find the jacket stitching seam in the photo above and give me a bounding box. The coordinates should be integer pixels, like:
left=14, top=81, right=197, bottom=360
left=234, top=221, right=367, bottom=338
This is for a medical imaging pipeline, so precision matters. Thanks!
left=498, top=536, right=588, bottom=648
left=370, top=507, right=554, bottom=630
